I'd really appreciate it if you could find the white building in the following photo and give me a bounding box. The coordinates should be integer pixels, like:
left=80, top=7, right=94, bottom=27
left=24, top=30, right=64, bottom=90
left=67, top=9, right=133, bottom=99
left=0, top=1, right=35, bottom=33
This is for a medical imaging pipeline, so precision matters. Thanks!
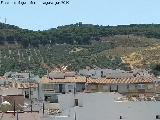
left=39, top=76, right=85, bottom=102
left=4, top=72, right=40, bottom=83
left=10, top=82, right=38, bottom=99
left=79, top=68, right=152, bottom=79
left=0, top=76, right=9, bottom=86
left=55, top=92, right=160, bottom=120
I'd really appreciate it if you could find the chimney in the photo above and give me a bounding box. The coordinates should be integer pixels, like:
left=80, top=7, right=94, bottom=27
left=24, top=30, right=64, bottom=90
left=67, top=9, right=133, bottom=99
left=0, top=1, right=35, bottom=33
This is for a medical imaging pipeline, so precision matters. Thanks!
left=86, top=76, right=89, bottom=82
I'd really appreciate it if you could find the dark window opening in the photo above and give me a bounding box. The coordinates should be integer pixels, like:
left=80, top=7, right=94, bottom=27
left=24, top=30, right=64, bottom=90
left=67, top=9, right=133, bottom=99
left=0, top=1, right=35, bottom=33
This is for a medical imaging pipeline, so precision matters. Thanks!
left=25, top=91, right=29, bottom=98
left=101, top=71, right=104, bottom=77
left=44, top=95, right=58, bottom=103
left=75, top=99, right=78, bottom=106
left=156, top=115, right=160, bottom=119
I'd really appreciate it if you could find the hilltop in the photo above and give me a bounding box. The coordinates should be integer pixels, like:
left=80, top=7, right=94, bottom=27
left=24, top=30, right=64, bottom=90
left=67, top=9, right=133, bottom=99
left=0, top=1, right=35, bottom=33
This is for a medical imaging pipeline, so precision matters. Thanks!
left=1, top=22, right=160, bottom=47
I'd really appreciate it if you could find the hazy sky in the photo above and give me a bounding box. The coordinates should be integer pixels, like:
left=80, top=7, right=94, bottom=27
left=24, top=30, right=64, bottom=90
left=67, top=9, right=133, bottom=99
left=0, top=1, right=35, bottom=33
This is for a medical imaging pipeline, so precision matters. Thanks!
left=0, top=0, right=160, bottom=30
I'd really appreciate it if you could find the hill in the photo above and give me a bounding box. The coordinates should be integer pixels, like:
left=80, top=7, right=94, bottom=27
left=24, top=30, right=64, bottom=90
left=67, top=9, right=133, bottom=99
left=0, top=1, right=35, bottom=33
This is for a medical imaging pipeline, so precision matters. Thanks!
left=122, top=44, right=160, bottom=68
left=0, top=23, right=160, bottom=76
left=1, top=22, right=160, bottom=47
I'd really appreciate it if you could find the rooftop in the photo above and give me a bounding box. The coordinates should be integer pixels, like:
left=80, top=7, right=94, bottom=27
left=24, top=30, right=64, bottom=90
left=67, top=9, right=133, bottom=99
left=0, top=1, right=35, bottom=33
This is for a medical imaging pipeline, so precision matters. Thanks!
left=10, top=82, right=38, bottom=89
left=0, top=87, right=23, bottom=95
left=41, top=76, right=86, bottom=84
left=41, top=76, right=154, bottom=84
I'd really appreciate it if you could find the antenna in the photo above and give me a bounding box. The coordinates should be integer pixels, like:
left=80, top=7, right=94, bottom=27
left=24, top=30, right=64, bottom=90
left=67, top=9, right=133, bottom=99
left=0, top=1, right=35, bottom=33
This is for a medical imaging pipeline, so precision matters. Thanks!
left=4, top=18, right=7, bottom=24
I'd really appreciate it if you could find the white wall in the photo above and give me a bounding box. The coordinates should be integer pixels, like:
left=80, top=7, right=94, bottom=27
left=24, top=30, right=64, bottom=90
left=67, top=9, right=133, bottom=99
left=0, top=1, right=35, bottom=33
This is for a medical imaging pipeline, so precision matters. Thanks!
left=118, top=84, right=128, bottom=93
left=65, top=83, right=75, bottom=93
left=79, top=69, right=153, bottom=79
left=102, top=85, right=110, bottom=92
left=58, top=93, right=75, bottom=111
left=0, top=79, right=6, bottom=85
left=57, top=93, right=160, bottom=120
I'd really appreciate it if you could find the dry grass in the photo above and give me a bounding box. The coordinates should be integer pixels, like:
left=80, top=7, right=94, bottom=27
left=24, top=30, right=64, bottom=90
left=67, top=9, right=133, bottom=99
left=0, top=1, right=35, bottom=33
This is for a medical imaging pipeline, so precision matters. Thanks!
left=122, top=44, right=160, bottom=68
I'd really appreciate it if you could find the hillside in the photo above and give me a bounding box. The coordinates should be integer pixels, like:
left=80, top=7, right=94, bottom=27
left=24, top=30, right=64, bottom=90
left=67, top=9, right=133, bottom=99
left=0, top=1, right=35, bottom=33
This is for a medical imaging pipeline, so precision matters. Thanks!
left=0, top=23, right=160, bottom=76
left=1, top=22, right=160, bottom=47
left=122, top=44, right=160, bottom=69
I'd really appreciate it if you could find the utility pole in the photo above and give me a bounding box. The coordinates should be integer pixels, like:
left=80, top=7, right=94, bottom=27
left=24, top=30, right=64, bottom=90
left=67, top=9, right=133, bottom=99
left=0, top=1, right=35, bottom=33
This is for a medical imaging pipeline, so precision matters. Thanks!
left=29, top=72, right=32, bottom=100
left=13, top=100, right=16, bottom=116
left=74, top=82, right=76, bottom=97
left=85, top=76, right=88, bottom=92
left=29, top=84, right=31, bottom=100
left=74, top=106, right=77, bottom=120
left=37, top=83, right=39, bottom=99
left=74, top=110, right=77, bottom=120
left=0, top=50, right=1, bottom=68
left=29, top=72, right=33, bottom=112
left=17, top=110, right=19, bottom=120
left=43, top=102, right=44, bottom=115
left=31, top=100, right=33, bottom=112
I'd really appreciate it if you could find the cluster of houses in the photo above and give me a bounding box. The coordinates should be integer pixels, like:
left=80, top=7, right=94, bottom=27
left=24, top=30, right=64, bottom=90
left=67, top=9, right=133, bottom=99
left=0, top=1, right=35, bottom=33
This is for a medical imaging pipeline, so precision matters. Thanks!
left=39, top=69, right=156, bottom=103
left=0, top=68, right=159, bottom=111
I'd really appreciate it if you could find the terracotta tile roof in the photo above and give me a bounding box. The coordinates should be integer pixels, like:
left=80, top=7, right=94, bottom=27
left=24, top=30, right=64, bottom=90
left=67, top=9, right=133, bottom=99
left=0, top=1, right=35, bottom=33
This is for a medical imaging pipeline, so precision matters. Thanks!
left=11, top=82, right=38, bottom=89
left=41, top=76, right=154, bottom=84
left=87, top=77, right=154, bottom=84
left=41, top=76, right=87, bottom=84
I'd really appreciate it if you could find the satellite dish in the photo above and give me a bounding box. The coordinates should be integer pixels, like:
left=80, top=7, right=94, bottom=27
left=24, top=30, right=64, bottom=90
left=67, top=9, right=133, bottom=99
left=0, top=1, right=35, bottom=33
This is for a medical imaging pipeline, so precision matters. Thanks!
left=1, top=101, right=11, bottom=112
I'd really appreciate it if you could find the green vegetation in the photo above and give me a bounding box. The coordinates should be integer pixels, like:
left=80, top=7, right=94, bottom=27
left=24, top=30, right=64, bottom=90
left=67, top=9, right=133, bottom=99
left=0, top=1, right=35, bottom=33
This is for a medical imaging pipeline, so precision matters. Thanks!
left=150, top=64, right=160, bottom=76
left=0, top=22, right=160, bottom=76
left=1, top=22, right=160, bottom=47
left=0, top=43, right=119, bottom=76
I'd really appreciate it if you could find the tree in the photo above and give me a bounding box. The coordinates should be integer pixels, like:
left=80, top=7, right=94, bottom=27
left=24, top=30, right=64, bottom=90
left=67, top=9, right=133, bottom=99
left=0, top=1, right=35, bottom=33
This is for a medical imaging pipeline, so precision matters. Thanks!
left=150, top=64, right=160, bottom=76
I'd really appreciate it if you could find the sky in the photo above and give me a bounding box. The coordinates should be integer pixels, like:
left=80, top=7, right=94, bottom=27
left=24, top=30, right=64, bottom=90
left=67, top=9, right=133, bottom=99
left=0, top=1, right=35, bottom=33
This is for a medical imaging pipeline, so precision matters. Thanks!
left=0, top=0, right=160, bottom=31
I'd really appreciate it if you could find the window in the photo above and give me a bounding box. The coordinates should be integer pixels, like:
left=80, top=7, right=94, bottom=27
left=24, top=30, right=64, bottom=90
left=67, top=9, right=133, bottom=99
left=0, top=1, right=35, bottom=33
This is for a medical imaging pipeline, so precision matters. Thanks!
left=30, top=91, right=33, bottom=95
left=68, top=85, right=73, bottom=89
left=45, top=96, right=51, bottom=101
left=156, top=115, right=160, bottom=119
left=101, top=71, right=104, bottom=77
left=74, top=99, right=78, bottom=106
left=120, top=116, right=123, bottom=119
left=137, top=84, right=145, bottom=89
left=44, top=95, right=58, bottom=103
left=68, top=85, right=73, bottom=92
